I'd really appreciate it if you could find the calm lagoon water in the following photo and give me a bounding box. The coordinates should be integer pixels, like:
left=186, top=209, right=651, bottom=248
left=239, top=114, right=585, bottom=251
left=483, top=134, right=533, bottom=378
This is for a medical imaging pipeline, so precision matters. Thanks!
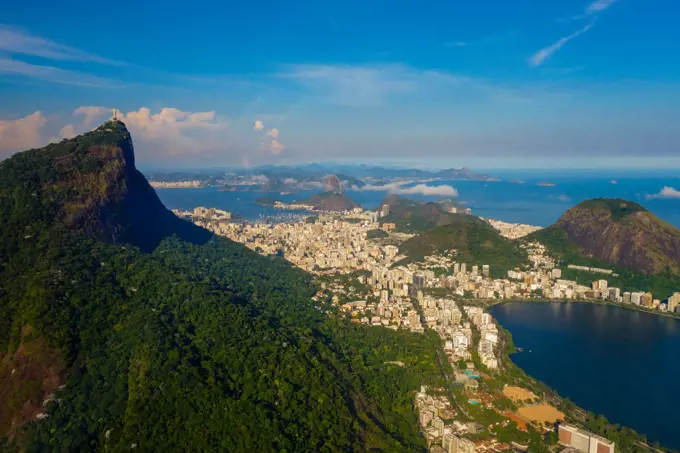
left=489, top=302, right=680, bottom=450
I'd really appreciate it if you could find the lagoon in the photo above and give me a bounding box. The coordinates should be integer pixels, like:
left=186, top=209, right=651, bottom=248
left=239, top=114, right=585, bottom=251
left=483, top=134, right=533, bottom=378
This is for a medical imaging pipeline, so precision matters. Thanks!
left=489, top=302, right=680, bottom=450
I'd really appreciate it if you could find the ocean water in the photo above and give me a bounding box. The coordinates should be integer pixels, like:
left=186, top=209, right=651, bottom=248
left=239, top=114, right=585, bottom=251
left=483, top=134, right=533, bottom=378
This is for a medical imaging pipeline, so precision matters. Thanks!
left=155, top=170, right=680, bottom=227
left=489, top=302, right=680, bottom=449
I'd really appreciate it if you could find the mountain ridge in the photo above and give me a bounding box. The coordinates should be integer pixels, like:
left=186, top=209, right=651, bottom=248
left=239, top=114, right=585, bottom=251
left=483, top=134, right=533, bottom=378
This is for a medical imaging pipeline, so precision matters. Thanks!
left=535, top=198, right=680, bottom=275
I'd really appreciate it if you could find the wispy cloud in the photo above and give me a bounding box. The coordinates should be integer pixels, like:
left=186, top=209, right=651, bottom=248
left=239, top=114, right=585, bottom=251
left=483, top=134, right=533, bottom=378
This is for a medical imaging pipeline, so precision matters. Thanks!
left=586, top=0, right=618, bottom=15
left=647, top=186, right=680, bottom=199
left=279, top=64, right=420, bottom=106
left=277, top=63, right=531, bottom=107
left=445, top=41, right=467, bottom=47
left=0, top=25, right=120, bottom=64
left=529, top=24, right=594, bottom=67
left=0, top=25, right=124, bottom=87
left=0, top=58, right=117, bottom=87
left=559, top=0, right=619, bottom=22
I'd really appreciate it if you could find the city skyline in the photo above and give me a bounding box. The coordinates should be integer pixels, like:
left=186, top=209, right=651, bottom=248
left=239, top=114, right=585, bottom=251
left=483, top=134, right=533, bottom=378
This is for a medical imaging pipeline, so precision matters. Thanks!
left=2, top=0, right=680, bottom=168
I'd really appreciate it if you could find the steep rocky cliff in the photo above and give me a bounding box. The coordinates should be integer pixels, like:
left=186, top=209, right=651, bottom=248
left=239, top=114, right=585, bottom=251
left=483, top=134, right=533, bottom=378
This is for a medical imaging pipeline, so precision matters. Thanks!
left=0, top=119, right=211, bottom=255
left=550, top=199, right=680, bottom=275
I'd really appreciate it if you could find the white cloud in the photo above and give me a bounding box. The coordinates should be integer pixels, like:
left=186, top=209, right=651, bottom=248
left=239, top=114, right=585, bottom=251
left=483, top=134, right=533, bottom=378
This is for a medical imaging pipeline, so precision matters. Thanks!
left=253, top=120, right=264, bottom=130
left=0, top=112, right=47, bottom=154
left=268, top=139, right=285, bottom=155
left=557, top=194, right=572, bottom=202
left=1, top=105, right=290, bottom=164
left=74, top=106, right=112, bottom=126
left=59, top=124, right=77, bottom=139
left=586, top=0, right=618, bottom=15
left=354, top=182, right=458, bottom=197
left=529, top=24, right=594, bottom=67
left=115, top=107, right=223, bottom=157
left=398, top=184, right=458, bottom=196
left=647, top=186, right=680, bottom=199
left=445, top=41, right=467, bottom=47
left=259, top=127, right=284, bottom=155
left=0, top=58, right=116, bottom=87
left=0, top=25, right=119, bottom=64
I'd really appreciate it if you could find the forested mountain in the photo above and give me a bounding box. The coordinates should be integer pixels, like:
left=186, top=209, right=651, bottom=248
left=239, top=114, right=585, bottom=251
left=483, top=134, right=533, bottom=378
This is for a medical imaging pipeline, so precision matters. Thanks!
left=547, top=199, right=680, bottom=275
left=527, top=198, right=680, bottom=299
left=0, top=121, right=444, bottom=452
left=396, top=216, right=528, bottom=278
left=378, top=195, right=465, bottom=233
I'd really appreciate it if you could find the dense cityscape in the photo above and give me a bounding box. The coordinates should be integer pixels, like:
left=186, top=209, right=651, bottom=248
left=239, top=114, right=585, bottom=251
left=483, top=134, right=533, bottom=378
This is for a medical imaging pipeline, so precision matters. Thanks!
left=172, top=204, right=679, bottom=452
left=175, top=206, right=680, bottom=315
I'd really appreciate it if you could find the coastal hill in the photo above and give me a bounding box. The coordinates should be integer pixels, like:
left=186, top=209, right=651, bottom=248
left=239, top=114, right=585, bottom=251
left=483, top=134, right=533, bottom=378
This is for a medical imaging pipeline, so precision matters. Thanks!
left=299, top=191, right=360, bottom=211
left=531, top=198, right=680, bottom=275
left=0, top=121, right=441, bottom=451
left=397, top=215, right=528, bottom=277
left=379, top=194, right=466, bottom=233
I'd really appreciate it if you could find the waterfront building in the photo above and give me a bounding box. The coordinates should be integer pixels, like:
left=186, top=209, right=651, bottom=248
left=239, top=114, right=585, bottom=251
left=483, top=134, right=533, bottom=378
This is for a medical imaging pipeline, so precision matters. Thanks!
left=668, top=292, right=680, bottom=313
left=558, top=424, right=615, bottom=453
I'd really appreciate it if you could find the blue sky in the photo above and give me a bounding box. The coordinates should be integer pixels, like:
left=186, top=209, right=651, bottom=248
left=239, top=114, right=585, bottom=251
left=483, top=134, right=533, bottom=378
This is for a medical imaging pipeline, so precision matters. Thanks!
left=1, top=0, right=679, bottom=169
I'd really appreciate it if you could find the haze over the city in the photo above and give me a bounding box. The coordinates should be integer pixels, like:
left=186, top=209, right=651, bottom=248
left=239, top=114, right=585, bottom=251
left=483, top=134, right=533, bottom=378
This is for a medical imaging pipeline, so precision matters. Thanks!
left=1, top=0, right=679, bottom=168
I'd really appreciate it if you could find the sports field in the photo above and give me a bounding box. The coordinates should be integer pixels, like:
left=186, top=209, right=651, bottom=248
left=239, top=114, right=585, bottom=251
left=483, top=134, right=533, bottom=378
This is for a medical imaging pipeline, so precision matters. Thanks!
left=516, top=404, right=565, bottom=424
left=502, top=386, right=536, bottom=402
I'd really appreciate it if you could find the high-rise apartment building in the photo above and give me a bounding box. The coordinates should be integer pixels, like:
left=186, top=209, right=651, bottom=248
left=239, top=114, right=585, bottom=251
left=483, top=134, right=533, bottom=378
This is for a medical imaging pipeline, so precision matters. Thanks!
left=558, top=424, right=615, bottom=453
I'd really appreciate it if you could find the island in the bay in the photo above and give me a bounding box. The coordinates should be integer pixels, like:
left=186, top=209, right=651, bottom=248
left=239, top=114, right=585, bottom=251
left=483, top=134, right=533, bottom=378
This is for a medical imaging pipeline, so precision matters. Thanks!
left=1, top=120, right=679, bottom=452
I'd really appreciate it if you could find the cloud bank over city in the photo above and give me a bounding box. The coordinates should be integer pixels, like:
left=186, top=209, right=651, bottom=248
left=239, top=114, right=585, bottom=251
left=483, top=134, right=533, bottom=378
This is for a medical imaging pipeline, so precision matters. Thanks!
left=353, top=183, right=458, bottom=197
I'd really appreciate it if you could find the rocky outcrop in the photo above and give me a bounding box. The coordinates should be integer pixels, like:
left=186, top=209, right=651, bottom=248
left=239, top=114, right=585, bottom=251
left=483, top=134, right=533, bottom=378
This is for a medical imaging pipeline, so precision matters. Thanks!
left=555, top=199, right=680, bottom=274
left=20, top=120, right=212, bottom=252
left=300, top=192, right=359, bottom=211
left=324, top=174, right=343, bottom=193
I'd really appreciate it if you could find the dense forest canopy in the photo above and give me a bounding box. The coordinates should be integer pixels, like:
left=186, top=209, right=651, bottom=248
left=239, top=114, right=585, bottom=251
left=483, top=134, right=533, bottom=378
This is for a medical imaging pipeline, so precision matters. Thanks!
left=0, top=121, right=444, bottom=452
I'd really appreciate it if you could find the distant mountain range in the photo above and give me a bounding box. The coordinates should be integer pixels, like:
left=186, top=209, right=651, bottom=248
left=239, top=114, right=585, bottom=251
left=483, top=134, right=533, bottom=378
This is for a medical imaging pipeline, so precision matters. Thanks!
left=146, top=165, right=493, bottom=187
